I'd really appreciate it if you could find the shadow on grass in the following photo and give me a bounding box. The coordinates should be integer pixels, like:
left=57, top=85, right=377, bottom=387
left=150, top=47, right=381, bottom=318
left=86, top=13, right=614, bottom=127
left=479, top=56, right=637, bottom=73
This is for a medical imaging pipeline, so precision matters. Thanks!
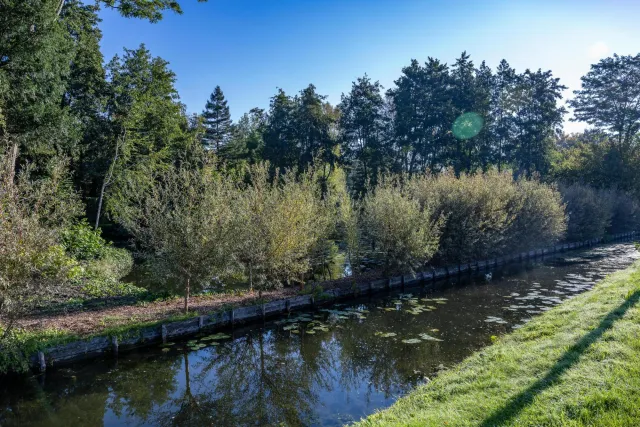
left=479, top=289, right=640, bottom=427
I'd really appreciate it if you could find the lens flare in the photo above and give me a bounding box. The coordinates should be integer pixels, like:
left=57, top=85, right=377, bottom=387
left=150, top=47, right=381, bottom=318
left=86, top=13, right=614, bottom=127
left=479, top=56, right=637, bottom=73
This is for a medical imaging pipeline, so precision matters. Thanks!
left=452, top=112, right=483, bottom=140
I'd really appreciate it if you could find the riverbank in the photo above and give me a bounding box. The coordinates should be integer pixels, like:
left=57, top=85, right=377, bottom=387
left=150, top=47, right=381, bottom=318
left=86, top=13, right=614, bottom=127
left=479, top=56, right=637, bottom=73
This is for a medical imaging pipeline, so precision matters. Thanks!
left=355, top=260, right=640, bottom=426
left=0, top=234, right=635, bottom=374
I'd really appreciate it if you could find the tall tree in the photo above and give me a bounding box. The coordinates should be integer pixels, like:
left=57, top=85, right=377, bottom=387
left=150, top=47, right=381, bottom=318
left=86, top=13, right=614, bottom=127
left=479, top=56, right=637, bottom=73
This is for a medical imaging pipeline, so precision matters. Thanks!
left=263, top=89, right=298, bottom=170
left=294, top=84, right=338, bottom=169
left=219, top=107, right=266, bottom=167
left=512, top=69, right=566, bottom=175
left=569, top=53, right=640, bottom=154
left=100, top=45, right=197, bottom=226
left=202, top=86, right=232, bottom=152
left=490, top=59, right=518, bottom=170
left=339, top=75, right=388, bottom=193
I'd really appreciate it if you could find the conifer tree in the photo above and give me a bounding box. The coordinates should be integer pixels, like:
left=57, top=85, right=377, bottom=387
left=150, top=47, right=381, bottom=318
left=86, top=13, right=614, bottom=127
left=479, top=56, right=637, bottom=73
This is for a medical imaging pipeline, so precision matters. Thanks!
left=202, top=86, right=232, bottom=151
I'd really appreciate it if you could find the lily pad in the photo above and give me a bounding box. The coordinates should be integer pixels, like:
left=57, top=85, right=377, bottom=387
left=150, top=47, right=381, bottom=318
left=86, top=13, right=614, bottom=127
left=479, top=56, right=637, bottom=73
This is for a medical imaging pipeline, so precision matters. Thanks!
left=305, top=330, right=316, bottom=335
left=161, top=348, right=171, bottom=352
left=291, top=330, right=300, bottom=334
left=419, top=333, right=443, bottom=342
left=375, top=332, right=397, bottom=338
left=402, top=338, right=422, bottom=344
left=384, top=308, right=396, bottom=312
left=283, top=324, right=299, bottom=331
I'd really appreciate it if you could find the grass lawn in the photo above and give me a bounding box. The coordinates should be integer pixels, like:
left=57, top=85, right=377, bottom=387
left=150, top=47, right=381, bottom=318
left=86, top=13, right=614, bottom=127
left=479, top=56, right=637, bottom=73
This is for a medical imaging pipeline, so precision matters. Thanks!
left=355, top=261, right=640, bottom=427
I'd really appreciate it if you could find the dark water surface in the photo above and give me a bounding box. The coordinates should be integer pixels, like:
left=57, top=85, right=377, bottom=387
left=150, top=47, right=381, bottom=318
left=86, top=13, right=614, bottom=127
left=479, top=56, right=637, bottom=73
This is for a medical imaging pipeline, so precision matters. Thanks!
left=1, top=243, right=638, bottom=427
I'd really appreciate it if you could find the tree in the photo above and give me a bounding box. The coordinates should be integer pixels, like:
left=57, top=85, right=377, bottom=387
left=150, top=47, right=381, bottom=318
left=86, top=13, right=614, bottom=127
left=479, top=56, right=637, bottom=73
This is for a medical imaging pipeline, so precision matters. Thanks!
left=263, top=89, right=298, bottom=170
left=234, top=164, right=331, bottom=295
left=512, top=69, right=566, bottom=175
left=293, top=84, right=339, bottom=169
left=202, top=86, right=232, bottom=152
left=490, top=60, right=518, bottom=170
left=569, top=54, right=640, bottom=154
left=116, top=162, right=237, bottom=313
left=219, top=107, right=266, bottom=167
left=0, top=144, right=82, bottom=341
left=339, top=75, right=389, bottom=193
left=102, top=45, right=198, bottom=227
left=361, top=176, right=441, bottom=274
left=55, top=0, right=208, bottom=23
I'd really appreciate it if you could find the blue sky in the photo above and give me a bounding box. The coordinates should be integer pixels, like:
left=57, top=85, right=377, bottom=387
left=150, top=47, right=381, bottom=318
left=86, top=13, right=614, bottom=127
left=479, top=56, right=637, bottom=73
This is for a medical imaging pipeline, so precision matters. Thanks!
left=97, top=0, right=640, bottom=133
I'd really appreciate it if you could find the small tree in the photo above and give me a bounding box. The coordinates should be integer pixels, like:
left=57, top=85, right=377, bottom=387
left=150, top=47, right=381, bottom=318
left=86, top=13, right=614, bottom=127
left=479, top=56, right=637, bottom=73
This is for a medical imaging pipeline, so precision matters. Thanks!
left=362, top=177, right=441, bottom=274
left=234, top=164, right=331, bottom=295
left=0, top=143, right=82, bottom=337
left=116, top=162, right=237, bottom=313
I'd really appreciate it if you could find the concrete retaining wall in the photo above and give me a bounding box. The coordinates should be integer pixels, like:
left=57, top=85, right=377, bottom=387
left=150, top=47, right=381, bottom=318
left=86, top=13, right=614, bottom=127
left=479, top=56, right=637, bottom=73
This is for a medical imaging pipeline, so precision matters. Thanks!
left=29, top=231, right=638, bottom=372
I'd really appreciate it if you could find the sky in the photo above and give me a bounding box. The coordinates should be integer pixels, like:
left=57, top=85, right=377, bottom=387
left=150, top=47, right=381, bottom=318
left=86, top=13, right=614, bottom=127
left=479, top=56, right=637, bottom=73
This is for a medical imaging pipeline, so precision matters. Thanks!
left=96, top=0, right=640, bottom=134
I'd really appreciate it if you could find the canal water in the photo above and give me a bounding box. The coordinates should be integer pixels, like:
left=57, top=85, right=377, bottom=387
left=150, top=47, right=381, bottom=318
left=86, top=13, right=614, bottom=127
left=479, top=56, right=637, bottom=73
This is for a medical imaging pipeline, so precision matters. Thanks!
left=0, top=243, right=637, bottom=427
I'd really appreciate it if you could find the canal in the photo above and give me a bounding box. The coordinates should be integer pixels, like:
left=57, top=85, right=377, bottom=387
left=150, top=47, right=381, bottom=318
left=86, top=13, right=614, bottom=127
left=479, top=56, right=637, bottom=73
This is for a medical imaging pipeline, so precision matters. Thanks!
left=0, top=242, right=637, bottom=426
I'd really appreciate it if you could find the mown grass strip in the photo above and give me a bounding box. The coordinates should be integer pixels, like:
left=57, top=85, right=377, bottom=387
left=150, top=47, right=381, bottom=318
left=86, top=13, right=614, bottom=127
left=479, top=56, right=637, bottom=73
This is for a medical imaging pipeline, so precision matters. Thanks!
left=355, top=261, right=640, bottom=427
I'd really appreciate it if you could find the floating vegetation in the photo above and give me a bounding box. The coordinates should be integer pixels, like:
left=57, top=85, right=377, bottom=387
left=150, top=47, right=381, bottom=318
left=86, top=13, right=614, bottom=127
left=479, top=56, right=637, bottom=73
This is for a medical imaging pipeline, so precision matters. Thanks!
left=160, top=342, right=175, bottom=348
left=305, top=330, right=316, bottom=335
left=418, top=333, right=443, bottom=342
left=374, top=332, right=397, bottom=338
left=283, top=324, right=299, bottom=331
left=430, top=328, right=439, bottom=332
left=484, top=316, right=508, bottom=324
left=201, top=333, right=231, bottom=340
left=384, top=308, right=396, bottom=312
left=161, top=348, right=170, bottom=352
left=402, top=338, right=422, bottom=344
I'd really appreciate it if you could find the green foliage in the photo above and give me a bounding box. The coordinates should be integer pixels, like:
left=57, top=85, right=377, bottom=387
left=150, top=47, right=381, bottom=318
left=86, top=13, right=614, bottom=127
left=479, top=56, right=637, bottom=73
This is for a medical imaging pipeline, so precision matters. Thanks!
left=62, top=219, right=108, bottom=260
left=98, top=0, right=208, bottom=23
left=202, top=85, right=232, bottom=151
left=362, top=176, right=441, bottom=274
left=0, top=144, right=82, bottom=333
left=569, top=54, right=640, bottom=151
left=560, top=183, right=614, bottom=241
left=407, top=170, right=566, bottom=263
left=235, top=163, right=333, bottom=292
left=114, top=160, right=237, bottom=313
left=506, top=179, right=567, bottom=252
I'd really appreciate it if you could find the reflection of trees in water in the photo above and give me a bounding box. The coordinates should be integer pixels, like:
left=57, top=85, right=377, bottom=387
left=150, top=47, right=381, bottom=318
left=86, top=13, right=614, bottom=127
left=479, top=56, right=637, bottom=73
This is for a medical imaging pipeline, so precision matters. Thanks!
left=0, top=312, right=444, bottom=427
left=0, top=374, right=110, bottom=427
left=0, top=355, right=181, bottom=427
left=179, top=328, right=335, bottom=426
left=334, top=307, right=440, bottom=400
left=107, top=357, right=181, bottom=422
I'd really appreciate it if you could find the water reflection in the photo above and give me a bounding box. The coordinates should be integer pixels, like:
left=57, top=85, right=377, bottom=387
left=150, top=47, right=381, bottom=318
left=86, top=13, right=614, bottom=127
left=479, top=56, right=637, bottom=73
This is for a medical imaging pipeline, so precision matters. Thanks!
left=1, top=243, right=637, bottom=427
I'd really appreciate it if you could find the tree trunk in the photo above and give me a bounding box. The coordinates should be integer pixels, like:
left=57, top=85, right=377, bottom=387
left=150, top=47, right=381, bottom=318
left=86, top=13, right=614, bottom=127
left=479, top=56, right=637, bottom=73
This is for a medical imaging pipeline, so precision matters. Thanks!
left=184, top=277, right=190, bottom=314
left=95, top=130, right=123, bottom=230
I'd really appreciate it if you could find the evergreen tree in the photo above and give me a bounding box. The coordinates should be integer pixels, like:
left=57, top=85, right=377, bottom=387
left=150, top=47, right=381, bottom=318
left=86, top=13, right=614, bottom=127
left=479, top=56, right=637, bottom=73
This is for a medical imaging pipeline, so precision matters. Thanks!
left=219, top=107, right=266, bottom=168
left=263, top=89, right=298, bottom=170
left=101, top=45, right=197, bottom=227
left=339, top=75, right=388, bottom=193
left=512, top=69, right=566, bottom=175
left=202, top=86, right=232, bottom=152
left=294, top=84, right=338, bottom=169
left=491, top=60, right=518, bottom=170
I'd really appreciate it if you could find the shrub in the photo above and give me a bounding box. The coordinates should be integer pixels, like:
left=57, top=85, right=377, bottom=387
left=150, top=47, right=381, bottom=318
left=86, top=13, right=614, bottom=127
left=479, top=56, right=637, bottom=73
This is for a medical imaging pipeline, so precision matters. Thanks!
left=62, top=219, right=108, bottom=260
left=1, top=144, right=82, bottom=335
left=560, top=183, right=614, bottom=241
left=362, top=177, right=441, bottom=274
left=407, top=170, right=519, bottom=263
left=234, top=164, right=333, bottom=294
left=607, top=189, right=640, bottom=234
left=505, top=179, right=566, bottom=252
